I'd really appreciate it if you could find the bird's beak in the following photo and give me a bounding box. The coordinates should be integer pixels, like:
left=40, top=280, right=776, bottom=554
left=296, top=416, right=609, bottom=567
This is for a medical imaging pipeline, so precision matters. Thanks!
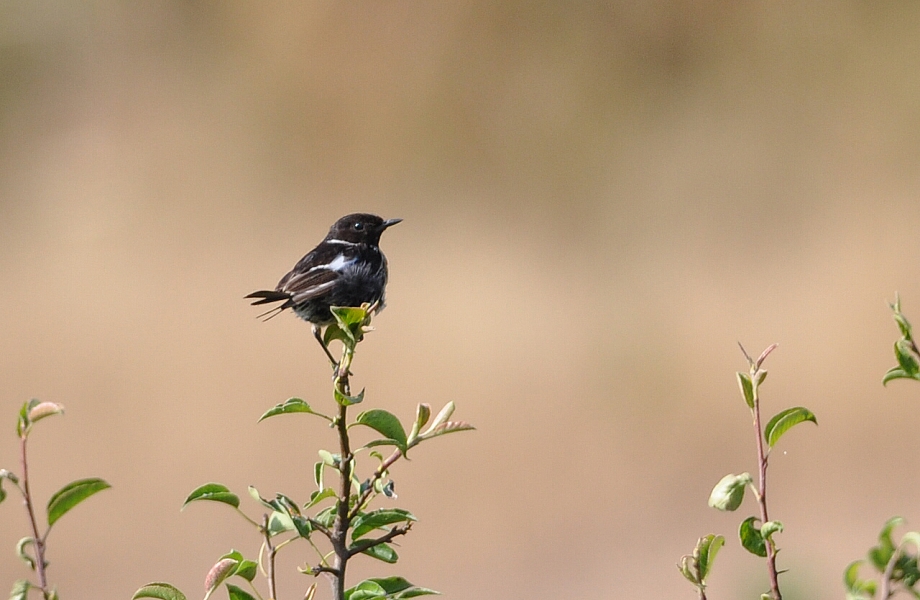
left=382, top=218, right=403, bottom=229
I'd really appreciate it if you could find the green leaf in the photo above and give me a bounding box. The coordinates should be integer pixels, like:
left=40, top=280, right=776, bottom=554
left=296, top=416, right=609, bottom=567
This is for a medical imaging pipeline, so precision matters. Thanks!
left=901, top=532, right=920, bottom=554
left=739, top=517, right=767, bottom=557
left=16, top=538, right=36, bottom=570
left=345, top=577, right=439, bottom=600
left=0, top=469, right=14, bottom=505
left=883, top=366, right=917, bottom=385
left=9, top=581, right=31, bottom=600
left=335, top=384, right=366, bottom=406
left=259, top=398, right=332, bottom=422
left=275, top=492, right=300, bottom=515
left=351, top=508, right=416, bottom=541
left=314, top=461, right=325, bottom=490
left=843, top=560, right=862, bottom=589
left=319, top=449, right=338, bottom=467
left=399, top=589, right=441, bottom=598
left=233, top=560, right=258, bottom=582
left=708, top=473, right=752, bottom=512
left=697, top=534, right=725, bottom=581
left=870, top=517, right=903, bottom=570
left=331, top=305, right=372, bottom=342
left=421, top=402, right=455, bottom=434
left=361, top=542, right=399, bottom=563
left=895, top=340, right=920, bottom=376
left=291, top=514, right=313, bottom=538
left=737, top=372, right=755, bottom=409
left=366, top=576, right=413, bottom=595
left=356, top=410, right=408, bottom=450
left=896, top=315, right=915, bottom=341
left=407, top=403, right=431, bottom=445
left=46, top=477, right=111, bottom=527
left=761, top=520, right=783, bottom=541
left=247, top=486, right=276, bottom=512
left=226, top=584, right=257, bottom=600
left=346, top=580, right=386, bottom=600
left=842, top=560, right=877, bottom=599
left=183, top=483, right=239, bottom=509
left=314, top=505, right=337, bottom=528
left=678, top=554, right=698, bottom=585
left=305, top=487, right=337, bottom=510
left=17, top=399, right=41, bottom=437
left=267, top=511, right=296, bottom=536
left=132, top=582, right=188, bottom=600
left=764, top=407, right=817, bottom=448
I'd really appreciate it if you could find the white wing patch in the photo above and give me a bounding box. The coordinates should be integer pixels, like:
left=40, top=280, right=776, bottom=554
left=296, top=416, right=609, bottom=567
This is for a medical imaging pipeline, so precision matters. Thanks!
left=325, top=253, right=356, bottom=272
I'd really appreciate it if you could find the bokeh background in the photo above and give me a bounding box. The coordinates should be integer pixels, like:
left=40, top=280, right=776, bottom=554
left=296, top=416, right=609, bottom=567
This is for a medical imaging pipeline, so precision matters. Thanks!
left=2, top=3, right=920, bottom=599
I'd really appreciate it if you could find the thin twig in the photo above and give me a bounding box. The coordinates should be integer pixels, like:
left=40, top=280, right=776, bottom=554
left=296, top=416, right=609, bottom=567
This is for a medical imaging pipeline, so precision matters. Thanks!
left=262, top=514, right=278, bottom=600
left=20, top=434, right=48, bottom=592
left=306, top=518, right=333, bottom=540
left=346, top=524, right=412, bottom=558
left=348, top=448, right=403, bottom=521
left=879, top=547, right=900, bottom=600
left=751, top=369, right=782, bottom=600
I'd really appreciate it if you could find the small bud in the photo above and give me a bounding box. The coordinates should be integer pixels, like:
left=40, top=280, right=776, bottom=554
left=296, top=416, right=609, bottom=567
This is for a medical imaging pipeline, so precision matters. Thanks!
left=708, top=473, right=752, bottom=512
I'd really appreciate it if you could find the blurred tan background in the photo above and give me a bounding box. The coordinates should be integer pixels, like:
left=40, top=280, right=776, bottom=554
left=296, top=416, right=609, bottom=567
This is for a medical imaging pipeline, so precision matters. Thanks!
left=2, top=2, right=920, bottom=599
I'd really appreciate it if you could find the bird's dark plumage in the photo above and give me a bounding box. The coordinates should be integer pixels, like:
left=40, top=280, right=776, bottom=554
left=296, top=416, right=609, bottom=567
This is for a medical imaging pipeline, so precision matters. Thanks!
left=246, top=213, right=401, bottom=364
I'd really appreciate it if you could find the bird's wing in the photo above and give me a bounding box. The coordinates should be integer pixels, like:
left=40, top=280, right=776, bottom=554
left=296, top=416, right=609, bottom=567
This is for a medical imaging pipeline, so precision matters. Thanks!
left=279, top=267, right=340, bottom=303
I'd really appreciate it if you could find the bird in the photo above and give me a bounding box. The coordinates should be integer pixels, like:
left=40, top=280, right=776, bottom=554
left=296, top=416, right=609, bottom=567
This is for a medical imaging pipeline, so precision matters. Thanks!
left=246, top=213, right=402, bottom=366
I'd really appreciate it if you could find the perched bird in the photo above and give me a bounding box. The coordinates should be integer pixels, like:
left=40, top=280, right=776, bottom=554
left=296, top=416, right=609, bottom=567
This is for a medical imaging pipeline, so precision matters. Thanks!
left=246, top=213, right=402, bottom=365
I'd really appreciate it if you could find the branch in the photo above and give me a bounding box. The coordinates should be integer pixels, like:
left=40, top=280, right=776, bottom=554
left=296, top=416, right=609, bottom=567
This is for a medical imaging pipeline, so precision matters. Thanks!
left=348, top=448, right=403, bottom=521
left=307, top=518, right=333, bottom=540
left=346, top=523, right=413, bottom=558
left=311, top=565, right=341, bottom=577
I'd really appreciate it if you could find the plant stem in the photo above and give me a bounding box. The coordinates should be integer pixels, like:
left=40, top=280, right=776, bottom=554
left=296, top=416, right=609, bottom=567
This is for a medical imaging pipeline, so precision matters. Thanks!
left=330, top=370, right=355, bottom=600
left=19, top=433, right=48, bottom=593
left=752, top=386, right=781, bottom=600
left=262, top=514, right=278, bottom=600
left=879, top=547, right=900, bottom=599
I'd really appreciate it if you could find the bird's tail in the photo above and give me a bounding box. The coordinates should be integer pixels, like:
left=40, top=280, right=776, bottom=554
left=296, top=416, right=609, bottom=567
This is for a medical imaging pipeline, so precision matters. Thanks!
left=246, top=290, right=291, bottom=305
left=245, top=290, right=292, bottom=320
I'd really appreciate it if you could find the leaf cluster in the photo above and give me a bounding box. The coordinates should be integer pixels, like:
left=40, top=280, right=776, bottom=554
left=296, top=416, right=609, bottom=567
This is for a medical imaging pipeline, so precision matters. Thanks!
left=3, top=399, right=111, bottom=600
left=883, top=295, right=920, bottom=384
left=845, top=518, right=920, bottom=600
left=678, top=534, right=724, bottom=598
left=690, top=345, right=818, bottom=600
left=135, top=304, right=473, bottom=600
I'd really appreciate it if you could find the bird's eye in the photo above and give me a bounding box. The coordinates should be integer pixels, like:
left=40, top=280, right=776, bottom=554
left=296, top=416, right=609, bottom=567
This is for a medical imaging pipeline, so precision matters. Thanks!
left=353, top=222, right=364, bottom=231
